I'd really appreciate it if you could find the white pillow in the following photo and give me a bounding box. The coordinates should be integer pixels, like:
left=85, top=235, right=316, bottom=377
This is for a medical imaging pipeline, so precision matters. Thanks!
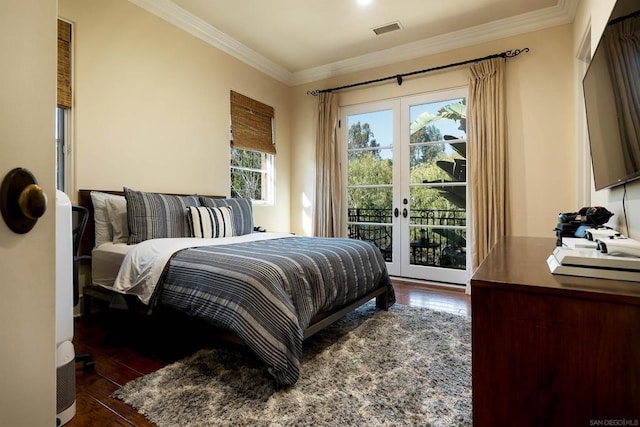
left=187, top=206, right=234, bottom=238
left=105, top=197, right=128, bottom=244
left=90, top=191, right=125, bottom=247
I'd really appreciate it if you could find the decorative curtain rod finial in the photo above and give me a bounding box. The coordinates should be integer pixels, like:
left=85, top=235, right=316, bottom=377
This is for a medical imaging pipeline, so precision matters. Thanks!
left=503, top=47, right=530, bottom=58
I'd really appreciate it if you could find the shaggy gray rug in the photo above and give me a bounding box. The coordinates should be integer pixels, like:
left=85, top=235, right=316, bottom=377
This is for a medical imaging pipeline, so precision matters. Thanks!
left=113, top=304, right=471, bottom=426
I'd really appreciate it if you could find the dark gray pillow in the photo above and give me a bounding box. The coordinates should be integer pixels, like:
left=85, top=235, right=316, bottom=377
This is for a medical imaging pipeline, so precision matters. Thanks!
left=199, top=196, right=253, bottom=236
left=125, top=187, right=200, bottom=244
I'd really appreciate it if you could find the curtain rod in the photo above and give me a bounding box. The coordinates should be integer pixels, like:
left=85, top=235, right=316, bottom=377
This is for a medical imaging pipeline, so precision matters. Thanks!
left=306, top=47, right=530, bottom=96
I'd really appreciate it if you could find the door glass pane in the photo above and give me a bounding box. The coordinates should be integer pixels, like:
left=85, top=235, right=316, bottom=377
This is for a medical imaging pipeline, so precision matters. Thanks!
left=347, top=188, right=393, bottom=261
left=346, top=109, right=394, bottom=261
left=347, top=148, right=393, bottom=186
left=410, top=186, right=466, bottom=224
left=348, top=223, right=393, bottom=262
left=410, top=142, right=466, bottom=184
left=347, top=110, right=393, bottom=149
left=409, top=226, right=466, bottom=269
left=409, top=97, right=467, bottom=271
left=348, top=186, right=392, bottom=211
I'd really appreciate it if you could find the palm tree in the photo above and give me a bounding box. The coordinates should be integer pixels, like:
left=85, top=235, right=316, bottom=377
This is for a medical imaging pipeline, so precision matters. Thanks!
left=410, top=99, right=467, bottom=136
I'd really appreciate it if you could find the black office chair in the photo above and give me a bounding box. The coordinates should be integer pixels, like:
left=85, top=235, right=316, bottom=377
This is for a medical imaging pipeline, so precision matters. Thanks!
left=72, top=205, right=94, bottom=371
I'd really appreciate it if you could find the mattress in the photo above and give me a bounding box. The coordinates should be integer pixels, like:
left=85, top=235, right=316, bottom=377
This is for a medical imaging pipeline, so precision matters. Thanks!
left=91, top=242, right=130, bottom=288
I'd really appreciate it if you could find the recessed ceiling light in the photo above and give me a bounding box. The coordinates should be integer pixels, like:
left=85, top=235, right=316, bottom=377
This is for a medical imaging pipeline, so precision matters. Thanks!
left=358, top=0, right=372, bottom=5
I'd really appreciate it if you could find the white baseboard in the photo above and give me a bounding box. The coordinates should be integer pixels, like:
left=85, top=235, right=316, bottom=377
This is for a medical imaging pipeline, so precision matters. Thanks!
left=390, top=276, right=465, bottom=291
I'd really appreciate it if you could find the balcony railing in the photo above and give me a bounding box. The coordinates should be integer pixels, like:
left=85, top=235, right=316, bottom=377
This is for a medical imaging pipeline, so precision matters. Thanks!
left=348, top=207, right=466, bottom=269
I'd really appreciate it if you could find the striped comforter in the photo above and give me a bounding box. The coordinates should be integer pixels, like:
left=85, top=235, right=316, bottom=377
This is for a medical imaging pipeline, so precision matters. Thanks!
left=155, top=236, right=394, bottom=386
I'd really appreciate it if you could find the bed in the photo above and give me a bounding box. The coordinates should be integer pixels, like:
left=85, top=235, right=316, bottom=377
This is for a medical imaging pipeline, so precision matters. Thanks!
left=77, top=189, right=395, bottom=386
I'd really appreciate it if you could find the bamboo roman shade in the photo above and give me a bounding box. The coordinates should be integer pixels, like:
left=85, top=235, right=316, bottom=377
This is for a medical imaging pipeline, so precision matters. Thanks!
left=230, top=91, right=276, bottom=155
left=57, top=19, right=72, bottom=109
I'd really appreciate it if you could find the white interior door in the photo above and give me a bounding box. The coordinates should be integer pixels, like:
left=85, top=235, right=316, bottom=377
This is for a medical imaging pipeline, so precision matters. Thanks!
left=343, top=88, right=468, bottom=284
left=0, top=1, right=57, bottom=424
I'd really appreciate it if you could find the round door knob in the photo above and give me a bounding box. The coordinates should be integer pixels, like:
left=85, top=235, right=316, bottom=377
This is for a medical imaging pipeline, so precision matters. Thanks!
left=18, top=184, right=47, bottom=220
left=0, top=168, right=48, bottom=234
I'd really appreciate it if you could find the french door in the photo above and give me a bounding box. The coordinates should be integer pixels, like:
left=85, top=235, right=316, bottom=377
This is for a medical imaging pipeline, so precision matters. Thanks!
left=342, top=88, right=468, bottom=284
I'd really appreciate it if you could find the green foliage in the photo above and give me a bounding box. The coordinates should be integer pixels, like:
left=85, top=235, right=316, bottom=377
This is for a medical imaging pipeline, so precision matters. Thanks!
left=437, top=99, right=467, bottom=131
left=410, top=124, right=444, bottom=168
left=348, top=121, right=380, bottom=158
left=347, top=151, right=392, bottom=186
left=407, top=99, right=467, bottom=212
left=410, top=111, right=438, bottom=135
left=347, top=152, right=392, bottom=209
left=230, top=148, right=262, bottom=199
left=410, top=99, right=467, bottom=137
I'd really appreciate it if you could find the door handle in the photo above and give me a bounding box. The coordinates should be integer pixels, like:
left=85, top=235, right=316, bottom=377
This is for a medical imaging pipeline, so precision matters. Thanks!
left=394, top=208, right=399, bottom=218
left=402, top=208, right=408, bottom=218
left=0, top=167, right=47, bottom=234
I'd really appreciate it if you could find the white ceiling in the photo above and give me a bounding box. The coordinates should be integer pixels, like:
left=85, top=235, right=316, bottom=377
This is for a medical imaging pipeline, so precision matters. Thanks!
left=129, top=0, right=578, bottom=86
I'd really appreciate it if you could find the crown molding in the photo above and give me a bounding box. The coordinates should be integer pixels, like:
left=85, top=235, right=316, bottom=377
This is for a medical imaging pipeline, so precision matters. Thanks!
left=291, top=0, right=579, bottom=85
left=129, top=0, right=578, bottom=87
left=128, top=0, right=293, bottom=84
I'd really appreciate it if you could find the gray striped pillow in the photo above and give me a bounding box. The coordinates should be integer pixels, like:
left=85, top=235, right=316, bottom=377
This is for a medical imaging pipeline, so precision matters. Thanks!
left=199, top=197, right=253, bottom=236
left=187, top=206, right=234, bottom=238
left=124, top=187, right=200, bottom=244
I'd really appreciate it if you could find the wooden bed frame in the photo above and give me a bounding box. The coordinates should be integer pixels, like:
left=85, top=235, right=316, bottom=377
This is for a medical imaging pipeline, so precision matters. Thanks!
left=77, top=189, right=392, bottom=340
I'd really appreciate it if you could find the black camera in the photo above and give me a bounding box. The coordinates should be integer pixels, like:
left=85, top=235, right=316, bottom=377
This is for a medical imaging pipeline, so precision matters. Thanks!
left=555, top=206, right=614, bottom=246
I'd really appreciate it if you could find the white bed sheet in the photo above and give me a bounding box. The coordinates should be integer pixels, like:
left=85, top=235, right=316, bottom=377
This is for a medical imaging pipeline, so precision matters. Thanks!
left=91, top=242, right=131, bottom=288
left=112, top=232, right=293, bottom=305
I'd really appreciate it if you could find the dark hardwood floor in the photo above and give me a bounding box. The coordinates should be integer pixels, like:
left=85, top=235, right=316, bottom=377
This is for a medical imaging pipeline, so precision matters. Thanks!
left=66, top=281, right=470, bottom=426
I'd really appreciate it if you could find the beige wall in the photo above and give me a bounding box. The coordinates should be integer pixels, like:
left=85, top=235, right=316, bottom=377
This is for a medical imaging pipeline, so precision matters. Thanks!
left=291, top=25, right=576, bottom=238
left=57, top=0, right=639, bottom=240
left=0, top=1, right=57, bottom=425
left=58, top=0, right=292, bottom=232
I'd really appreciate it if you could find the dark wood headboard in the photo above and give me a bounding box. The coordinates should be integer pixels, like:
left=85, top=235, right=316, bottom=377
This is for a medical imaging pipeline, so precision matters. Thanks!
left=77, top=189, right=224, bottom=257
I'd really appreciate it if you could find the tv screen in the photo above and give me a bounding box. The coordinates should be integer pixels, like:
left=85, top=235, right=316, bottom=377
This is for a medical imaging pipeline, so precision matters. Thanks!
left=583, top=0, right=640, bottom=191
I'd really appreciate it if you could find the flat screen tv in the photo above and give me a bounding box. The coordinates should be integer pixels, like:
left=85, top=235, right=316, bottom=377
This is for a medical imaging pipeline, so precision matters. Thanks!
left=583, top=0, right=640, bottom=190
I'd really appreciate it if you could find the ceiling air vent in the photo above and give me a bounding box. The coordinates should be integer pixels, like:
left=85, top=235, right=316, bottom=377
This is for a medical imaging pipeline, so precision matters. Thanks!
left=372, top=21, right=402, bottom=36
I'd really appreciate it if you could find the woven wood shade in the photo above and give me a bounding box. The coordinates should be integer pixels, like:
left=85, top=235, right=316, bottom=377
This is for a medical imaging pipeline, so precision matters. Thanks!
left=57, top=20, right=72, bottom=109
left=230, top=91, right=275, bottom=155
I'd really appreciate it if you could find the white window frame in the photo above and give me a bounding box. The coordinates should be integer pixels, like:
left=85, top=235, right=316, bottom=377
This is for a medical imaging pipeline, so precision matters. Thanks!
left=230, top=148, right=275, bottom=205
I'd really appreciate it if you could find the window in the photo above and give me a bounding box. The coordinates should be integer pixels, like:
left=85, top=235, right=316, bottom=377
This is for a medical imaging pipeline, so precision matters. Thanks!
left=55, top=107, right=69, bottom=191
left=230, top=149, right=274, bottom=201
left=57, top=19, right=72, bottom=192
left=229, top=91, right=275, bottom=203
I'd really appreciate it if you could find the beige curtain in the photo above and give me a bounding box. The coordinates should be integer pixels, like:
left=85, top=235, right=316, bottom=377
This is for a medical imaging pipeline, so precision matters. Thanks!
left=604, top=15, right=640, bottom=173
left=468, top=57, right=508, bottom=282
left=313, top=92, right=344, bottom=237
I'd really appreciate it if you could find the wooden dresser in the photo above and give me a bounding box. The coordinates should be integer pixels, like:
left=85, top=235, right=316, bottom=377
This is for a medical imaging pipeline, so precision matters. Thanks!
left=471, top=236, right=640, bottom=426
